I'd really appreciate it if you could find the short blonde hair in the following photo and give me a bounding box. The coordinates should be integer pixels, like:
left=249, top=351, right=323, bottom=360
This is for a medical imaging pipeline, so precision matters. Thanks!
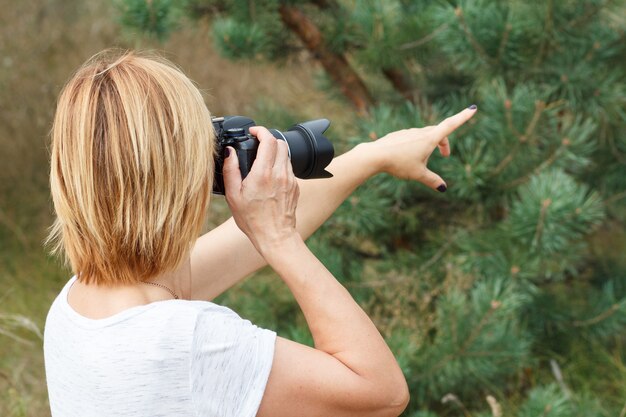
left=47, top=50, right=214, bottom=286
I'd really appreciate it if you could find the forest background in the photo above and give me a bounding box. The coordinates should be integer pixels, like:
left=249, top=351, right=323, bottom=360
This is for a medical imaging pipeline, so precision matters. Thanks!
left=0, top=1, right=625, bottom=416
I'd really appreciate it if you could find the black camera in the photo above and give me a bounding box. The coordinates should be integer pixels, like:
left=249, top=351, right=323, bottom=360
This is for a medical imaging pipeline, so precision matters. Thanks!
left=211, top=116, right=335, bottom=195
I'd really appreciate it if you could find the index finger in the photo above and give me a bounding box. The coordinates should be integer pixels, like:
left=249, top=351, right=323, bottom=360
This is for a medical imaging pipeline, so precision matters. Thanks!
left=250, top=126, right=278, bottom=171
left=436, top=105, right=478, bottom=137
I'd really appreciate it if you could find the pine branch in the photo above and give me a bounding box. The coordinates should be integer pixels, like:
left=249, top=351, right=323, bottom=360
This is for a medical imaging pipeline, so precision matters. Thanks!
left=278, top=4, right=373, bottom=113
left=490, top=100, right=548, bottom=178
left=454, top=6, right=496, bottom=67
left=398, top=23, right=449, bottom=50
left=490, top=149, right=517, bottom=177
left=573, top=302, right=623, bottom=327
left=532, top=198, right=552, bottom=249
left=505, top=99, right=523, bottom=138
left=461, top=301, right=501, bottom=353
left=533, top=0, right=554, bottom=68
left=503, top=144, right=564, bottom=189
left=522, top=100, right=547, bottom=144
left=603, top=190, right=626, bottom=206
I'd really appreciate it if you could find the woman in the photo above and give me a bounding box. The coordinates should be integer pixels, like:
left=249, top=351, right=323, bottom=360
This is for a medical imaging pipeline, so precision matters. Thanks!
left=44, top=50, right=477, bottom=417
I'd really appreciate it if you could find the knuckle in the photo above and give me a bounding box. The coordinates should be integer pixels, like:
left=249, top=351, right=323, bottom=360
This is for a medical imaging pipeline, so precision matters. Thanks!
left=250, top=169, right=269, bottom=185
left=260, top=170, right=272, bottom=182
left=275, top=171, right=287, bottom=183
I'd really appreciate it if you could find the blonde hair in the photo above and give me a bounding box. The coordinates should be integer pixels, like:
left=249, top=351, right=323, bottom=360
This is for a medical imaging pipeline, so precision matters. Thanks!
left=47, top=50, right=214, bottom=286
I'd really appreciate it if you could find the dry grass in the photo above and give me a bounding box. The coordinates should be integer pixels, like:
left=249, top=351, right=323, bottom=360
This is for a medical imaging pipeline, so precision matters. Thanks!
left=0, top=1, right=352, bottom=415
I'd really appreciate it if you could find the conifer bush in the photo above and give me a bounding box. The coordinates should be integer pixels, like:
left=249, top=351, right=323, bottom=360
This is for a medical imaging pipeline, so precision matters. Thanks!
left=117, top=0, right=626, bottom=414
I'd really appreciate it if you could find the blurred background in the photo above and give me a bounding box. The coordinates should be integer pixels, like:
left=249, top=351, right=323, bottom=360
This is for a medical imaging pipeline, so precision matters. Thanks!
left=0, top=1, right=624, bottom=416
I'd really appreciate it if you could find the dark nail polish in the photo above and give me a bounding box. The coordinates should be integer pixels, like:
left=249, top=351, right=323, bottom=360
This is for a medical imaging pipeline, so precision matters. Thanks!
left=437, top=184, right=447, bottom=193
left=225, top=148, right=231, bottom=158
left=468, top=104, right=477, bottom=110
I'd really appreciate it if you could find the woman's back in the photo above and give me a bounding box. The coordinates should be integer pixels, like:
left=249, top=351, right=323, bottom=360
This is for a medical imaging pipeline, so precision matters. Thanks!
left=44, top=276, right=276, bottom=417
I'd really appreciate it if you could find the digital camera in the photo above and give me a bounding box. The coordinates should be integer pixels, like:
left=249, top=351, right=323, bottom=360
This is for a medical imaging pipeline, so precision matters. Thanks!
left=211, top=116, right=334, bottom=194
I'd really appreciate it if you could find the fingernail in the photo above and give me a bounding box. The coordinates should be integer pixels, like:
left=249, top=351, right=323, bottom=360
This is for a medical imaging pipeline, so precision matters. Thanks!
left=225, top=148, right=231, bottom=158
left=437, top=184, right=447, bottom=193
left=468, top=104, right=477, bottom=110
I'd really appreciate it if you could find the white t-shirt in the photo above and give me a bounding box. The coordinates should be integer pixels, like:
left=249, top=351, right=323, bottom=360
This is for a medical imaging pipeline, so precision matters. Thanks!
left=44, top=276, right=276, bottom=417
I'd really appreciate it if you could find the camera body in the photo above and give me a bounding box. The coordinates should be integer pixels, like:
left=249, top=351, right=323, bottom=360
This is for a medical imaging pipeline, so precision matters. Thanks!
left=212, top=116, right=259, bottom=195
left=212, top=116, right=334, bottom=195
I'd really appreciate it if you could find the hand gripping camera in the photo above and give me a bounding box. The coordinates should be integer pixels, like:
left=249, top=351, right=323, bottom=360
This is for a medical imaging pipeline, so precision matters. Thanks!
left=212, top=116, right=335, bottom=194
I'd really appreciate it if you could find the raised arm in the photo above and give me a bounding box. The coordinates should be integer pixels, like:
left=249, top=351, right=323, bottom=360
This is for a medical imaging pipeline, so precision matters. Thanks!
left=218, top=112, right=474, bottom=415
left=222, top=128, right=409, bottom=417
left=190, top=106, right=477, bottom=300
left=190, top=143, right=377, bottom=300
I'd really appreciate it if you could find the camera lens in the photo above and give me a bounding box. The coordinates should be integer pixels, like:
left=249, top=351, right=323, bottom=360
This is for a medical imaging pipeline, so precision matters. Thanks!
left=269, top=119, right=334, bottom=179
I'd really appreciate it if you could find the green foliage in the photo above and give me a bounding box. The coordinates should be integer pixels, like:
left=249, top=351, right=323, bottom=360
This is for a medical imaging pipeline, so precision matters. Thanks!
left=508, top=169, right=604, bottom=256
left=212, top=18, right=267, bottom=59
left=350, top=1, right=407, bottom=69
left=410, top=279, right=532, bottom=401
left=517, top=384, right=571, bottom=417
left=210, top=0, right=292, bottom=60
left=117, top=0, right=626, bottom=414
left=116, top=0, right=183, bottom=41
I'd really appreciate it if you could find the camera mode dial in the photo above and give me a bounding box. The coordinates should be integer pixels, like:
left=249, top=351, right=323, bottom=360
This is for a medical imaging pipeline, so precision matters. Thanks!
left=223, top=128, right=250, bottom=145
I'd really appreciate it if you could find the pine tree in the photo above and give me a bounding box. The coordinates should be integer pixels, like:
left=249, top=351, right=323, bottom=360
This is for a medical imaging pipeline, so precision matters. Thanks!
left=117, top=0, right=626, bottom=415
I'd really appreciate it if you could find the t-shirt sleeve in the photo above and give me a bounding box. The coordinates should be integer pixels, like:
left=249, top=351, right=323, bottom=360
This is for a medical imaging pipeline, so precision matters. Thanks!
left=189, top=304, right=276, bottom=417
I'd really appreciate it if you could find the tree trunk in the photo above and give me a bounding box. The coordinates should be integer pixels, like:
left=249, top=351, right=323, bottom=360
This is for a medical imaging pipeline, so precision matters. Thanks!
left=278, top=5, right=373, bottom=114
left=382, top=67, right=417, bottom=103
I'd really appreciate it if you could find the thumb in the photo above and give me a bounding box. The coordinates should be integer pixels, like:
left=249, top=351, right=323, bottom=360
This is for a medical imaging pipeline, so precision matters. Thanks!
left=222, top=147, right=242, bottom=196
left=420, top=168, right=447, bottom=193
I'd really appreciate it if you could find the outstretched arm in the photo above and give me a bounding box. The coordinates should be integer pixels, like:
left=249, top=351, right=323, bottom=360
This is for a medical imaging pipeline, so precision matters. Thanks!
left=189, top=106, right=477, bottom=300
left=189, top=143, right=379, bottom=301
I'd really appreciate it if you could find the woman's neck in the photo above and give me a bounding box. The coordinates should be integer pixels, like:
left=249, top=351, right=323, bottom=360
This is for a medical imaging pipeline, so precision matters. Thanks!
left=67, top=260, right=191, bottom=319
